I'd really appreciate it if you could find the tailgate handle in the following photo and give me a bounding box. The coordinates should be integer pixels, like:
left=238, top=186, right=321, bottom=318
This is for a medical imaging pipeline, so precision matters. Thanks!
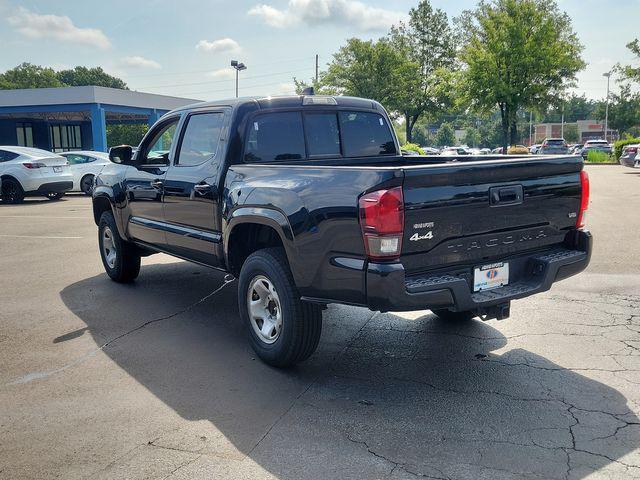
left=490, top=185, right=523, bottom=206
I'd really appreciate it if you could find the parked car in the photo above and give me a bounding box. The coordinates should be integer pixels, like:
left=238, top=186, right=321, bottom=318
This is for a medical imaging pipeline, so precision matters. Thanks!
left=619, top=144, right=640, bottom=168
left=422, top=147, right=440, bottom=155
left=529, top=144, right=542, bottom=154
left=441, top=147, right=471, bottom=156
left=539, top=138, right=569, bottom=155
left=570, top=144, right=583, bottom=155
left=93, top=94, right=591, bottom=367
left=0, top=146, right=72, bottom=204
left=507, top=145, right=529, bottom=154
left=491, top=147, right=504, bottom=154
left=580, top=140, right=612, bottom=159
left=59, top=150, right=111, bottom=195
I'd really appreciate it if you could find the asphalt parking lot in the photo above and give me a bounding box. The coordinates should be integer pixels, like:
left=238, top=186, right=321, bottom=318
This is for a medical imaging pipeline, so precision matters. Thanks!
left=1, top=165, right=639, bottom=480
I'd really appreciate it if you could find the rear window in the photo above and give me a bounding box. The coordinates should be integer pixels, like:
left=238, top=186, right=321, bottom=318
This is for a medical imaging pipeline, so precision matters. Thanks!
left=243, top=110, right=396, bottom=162
left=546, top=139, right=565, bottom=145
left=245, top=112, right=305, bottom=162
left=339, top=111, right=395, bottom=157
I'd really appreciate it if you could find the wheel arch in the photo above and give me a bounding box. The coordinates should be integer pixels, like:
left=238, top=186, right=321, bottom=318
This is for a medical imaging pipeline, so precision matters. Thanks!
left=225, top=207, right=297, bottom=278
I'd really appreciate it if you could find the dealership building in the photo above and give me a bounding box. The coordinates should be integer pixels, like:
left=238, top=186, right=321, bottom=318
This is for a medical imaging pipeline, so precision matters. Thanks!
left=534, top=120, right=618, bottom=144
left=0, top=86, right=199, bottom=152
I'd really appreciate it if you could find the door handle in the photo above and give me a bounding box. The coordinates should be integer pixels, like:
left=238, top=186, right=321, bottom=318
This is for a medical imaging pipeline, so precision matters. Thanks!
left=193, top=183, right=212, bottom=195
left=150, top=179, right=164, bottom=189
left=489, top=185, right=523, bottom=206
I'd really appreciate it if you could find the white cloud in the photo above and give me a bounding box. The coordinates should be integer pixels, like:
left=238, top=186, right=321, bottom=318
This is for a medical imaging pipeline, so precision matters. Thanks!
left=119, top=56, right=162, bottom=69
left=208, top=68, right=235, bottom=79
left=248, top=0, right=403, bottom=31
left=196, top=38, right=241, bottom=54
left=278, top=82, right=296, bottom=94
left=7, top=6, right=111, bottom=50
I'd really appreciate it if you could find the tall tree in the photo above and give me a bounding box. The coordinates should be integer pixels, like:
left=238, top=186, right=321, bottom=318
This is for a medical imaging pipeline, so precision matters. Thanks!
left=458, top=0, right=585, bottom=151
left=389, top=0, right=457, bottom=142
left=619, top=39, right=640, bottom=84
left=0, top=63, right=63, bottom=89
left=57, top=66, right=128, bottom=89
left=435, top=122, right=456, bottom=146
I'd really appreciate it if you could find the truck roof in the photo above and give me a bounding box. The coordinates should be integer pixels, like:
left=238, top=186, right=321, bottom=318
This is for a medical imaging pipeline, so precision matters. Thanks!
left=169, top=94, right=386, bottom=114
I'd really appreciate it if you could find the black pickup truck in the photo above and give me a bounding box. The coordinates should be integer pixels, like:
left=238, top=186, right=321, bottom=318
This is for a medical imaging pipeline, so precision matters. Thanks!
left=93, top=94, right=592, bottom=367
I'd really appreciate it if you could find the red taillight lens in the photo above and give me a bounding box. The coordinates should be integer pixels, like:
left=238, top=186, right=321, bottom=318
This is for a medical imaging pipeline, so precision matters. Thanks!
left=627, top=147, right=637, bottom=154
left=359, top=187, right=404, bottom=260
left=22, top=162, right=46, bottom=169
left=576, top=170, right=589, bottom=229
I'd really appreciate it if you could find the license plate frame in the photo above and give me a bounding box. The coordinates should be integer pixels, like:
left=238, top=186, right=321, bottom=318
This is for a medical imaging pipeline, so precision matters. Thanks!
left=53, top=166, right=62, bottom=173
left=473, top=262, right=509, bottom=292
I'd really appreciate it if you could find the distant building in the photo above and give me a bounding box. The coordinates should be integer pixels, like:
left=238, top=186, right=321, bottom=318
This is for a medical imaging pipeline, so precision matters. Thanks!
left=0, top=86, right=200, bottom=152
left=534, top=120, right=618, bottom=144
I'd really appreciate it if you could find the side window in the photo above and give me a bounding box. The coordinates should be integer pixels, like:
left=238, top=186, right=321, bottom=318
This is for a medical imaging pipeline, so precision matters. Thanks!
left=339, top=112, right=395, bottom=157
left=141, top=118, right=179, bottom=165
left=244, top=112, right=305, bottom=162
left=305, top=113, right=340, bottom=157
left=65, top=154, right=87, bottom=165
left=0, top=150, right=19, bottom=162
left=176, top=112, right=224, bottom=166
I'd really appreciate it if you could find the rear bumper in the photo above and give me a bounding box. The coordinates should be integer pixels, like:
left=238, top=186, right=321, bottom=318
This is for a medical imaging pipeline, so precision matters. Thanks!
left=619, top=156, right=638, bottom=168
left=366, top=230, right=592, bottom=312
left=27, top=181, right=74, bottom=195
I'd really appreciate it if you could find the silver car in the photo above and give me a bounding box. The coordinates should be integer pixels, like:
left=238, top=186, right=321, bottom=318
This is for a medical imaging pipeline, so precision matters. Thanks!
left=619, top=144, right=640, bottom=168
left=539, top=138, right=569, bottom=155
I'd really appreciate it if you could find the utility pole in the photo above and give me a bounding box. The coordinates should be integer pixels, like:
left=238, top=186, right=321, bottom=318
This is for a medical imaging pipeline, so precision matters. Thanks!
left=561, top=101, right=564, bottom=138
left=315, top=54, right=319, bottom=84
left=529, top=111, right=533, bottom=146
left=603, top=71, right=611, bottom=142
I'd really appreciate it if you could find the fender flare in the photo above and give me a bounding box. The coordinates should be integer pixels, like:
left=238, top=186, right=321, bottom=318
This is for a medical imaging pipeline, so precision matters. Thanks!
left=224, top=206, right=297, bottom=271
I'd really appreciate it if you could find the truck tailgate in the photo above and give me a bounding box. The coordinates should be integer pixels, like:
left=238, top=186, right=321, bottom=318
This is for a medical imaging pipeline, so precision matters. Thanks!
left=401, top=156, right=583, bottom=274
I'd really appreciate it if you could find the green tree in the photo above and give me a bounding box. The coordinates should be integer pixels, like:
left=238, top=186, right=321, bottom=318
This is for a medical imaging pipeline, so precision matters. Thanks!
left=593, top=84, right=640, bottom=137
left=57, top=66, right=128, bottom=89
left=563, top=124, right=579, bottom=143
left=321, top=38, right=413, bottom=109
left=106, top=124, right=148, bottom=147
left=463, top=126, right=481, bottom=147
left=542, top=95, right=598, bottom=123
left=0, top=62, right=63, bottom=89
left=458, top=0, right=585, bottom=151
left=619, top=39, right=640, bottom=84
left=389, top=0, right=457, bottom=142
left=435, top=122, right=456, bottom=146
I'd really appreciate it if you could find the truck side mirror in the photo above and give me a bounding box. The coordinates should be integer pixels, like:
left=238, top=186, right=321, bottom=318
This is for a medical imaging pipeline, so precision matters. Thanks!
left=109, top=145, right=134, bottom=165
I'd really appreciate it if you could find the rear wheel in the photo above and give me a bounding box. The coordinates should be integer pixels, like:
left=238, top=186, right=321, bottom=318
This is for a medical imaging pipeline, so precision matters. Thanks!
left=80, top=175, right=94, bottom=195
left=432, top=309, right=476, bottom=322
left=238, top=248, right=322, bottom=367
left=46, top=192, right=64, bottom=201
left=1, top=178, right=25, bottom=204
left=98, top=211, right=141, bottom=283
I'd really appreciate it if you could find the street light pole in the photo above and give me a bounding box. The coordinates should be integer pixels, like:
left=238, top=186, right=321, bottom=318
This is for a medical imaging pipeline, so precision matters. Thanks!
left=231, top=60, right=247, bottom=98
left=603, top=71, right=611, bottom=142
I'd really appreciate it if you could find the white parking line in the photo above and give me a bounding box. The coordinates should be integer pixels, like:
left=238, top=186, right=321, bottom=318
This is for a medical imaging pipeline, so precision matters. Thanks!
left=0, top=234, right=83, bottom=239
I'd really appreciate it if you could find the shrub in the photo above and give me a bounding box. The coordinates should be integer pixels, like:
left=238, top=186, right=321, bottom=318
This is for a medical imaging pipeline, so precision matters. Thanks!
left=586, top=150, right=613, bottom=163
left=613, top=137, right=640, bottom=159
left=401, top=143, right=426, bottom=155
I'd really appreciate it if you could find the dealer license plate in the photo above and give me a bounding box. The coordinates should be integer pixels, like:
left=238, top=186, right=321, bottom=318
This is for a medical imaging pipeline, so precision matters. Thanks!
left=473, top=262, right=509, bottom=292
left=53, top=166, right=62, bottom=172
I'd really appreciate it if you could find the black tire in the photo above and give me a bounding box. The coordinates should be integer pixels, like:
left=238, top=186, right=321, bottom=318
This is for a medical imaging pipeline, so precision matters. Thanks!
left=238, top=247, right=322, bottom=367
left=80, top=175, right=94, bottom=195
left=98, top=211, right=141, bottom=283
left=432, top=309, right=476, bottom=322
left=1, top=178, right=25, bottom=204
left=46, top=192, right=64, bottom=201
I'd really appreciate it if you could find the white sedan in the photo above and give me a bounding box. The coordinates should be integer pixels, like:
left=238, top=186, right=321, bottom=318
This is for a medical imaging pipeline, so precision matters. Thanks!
left=59, top=151, right=111, bottom=195
left=0, top=146, right=73, bottom=204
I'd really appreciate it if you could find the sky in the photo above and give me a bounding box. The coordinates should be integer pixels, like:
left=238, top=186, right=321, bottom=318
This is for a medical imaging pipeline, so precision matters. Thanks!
left=0, top=0, right=638, bottom=102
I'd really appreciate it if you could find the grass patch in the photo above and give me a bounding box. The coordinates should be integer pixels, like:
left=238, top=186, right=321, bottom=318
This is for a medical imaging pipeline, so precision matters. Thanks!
left=586, top=150, right=615, bottom=164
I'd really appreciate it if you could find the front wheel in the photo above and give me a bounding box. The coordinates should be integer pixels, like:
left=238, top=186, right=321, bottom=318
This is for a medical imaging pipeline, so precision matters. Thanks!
left=238, top=248, right=322, bottom=367
left=80, top=175, right=94, bottom=195
left=98, top=211, right=141, bottom=283
left=432, top=309, right=476, bottom=322
left=1, top=178, right=25, bottom=204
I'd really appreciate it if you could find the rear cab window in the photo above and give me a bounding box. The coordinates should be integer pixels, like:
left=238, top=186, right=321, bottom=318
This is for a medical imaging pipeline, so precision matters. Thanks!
left=243, top=109, right=395, bottom=162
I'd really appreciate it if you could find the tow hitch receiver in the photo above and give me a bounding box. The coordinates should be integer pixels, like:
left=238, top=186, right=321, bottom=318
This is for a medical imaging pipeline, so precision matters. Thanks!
left=478, top=302, right=511, bottom=321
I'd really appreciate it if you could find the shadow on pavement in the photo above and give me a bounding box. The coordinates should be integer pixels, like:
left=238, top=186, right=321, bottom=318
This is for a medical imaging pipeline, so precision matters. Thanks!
left=60, top=261, right=640, bottom=479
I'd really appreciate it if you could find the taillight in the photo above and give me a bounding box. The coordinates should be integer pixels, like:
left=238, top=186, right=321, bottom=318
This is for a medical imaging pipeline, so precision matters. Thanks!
left=576, top=170, right=589, bottom=229
left=22, top=162, right=46, bottom=169
left=359, top=187, right=404, bottom=261
left=627, top=147, right=637, bottom=154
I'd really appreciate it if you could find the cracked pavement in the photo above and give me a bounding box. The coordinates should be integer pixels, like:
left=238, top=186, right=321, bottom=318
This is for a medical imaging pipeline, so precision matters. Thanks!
left=1, top=165, right=639, bottom=479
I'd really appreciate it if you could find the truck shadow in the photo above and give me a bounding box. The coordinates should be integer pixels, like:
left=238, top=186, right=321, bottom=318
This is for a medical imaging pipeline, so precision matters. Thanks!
left=59, top=262, right=639, bottom=479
